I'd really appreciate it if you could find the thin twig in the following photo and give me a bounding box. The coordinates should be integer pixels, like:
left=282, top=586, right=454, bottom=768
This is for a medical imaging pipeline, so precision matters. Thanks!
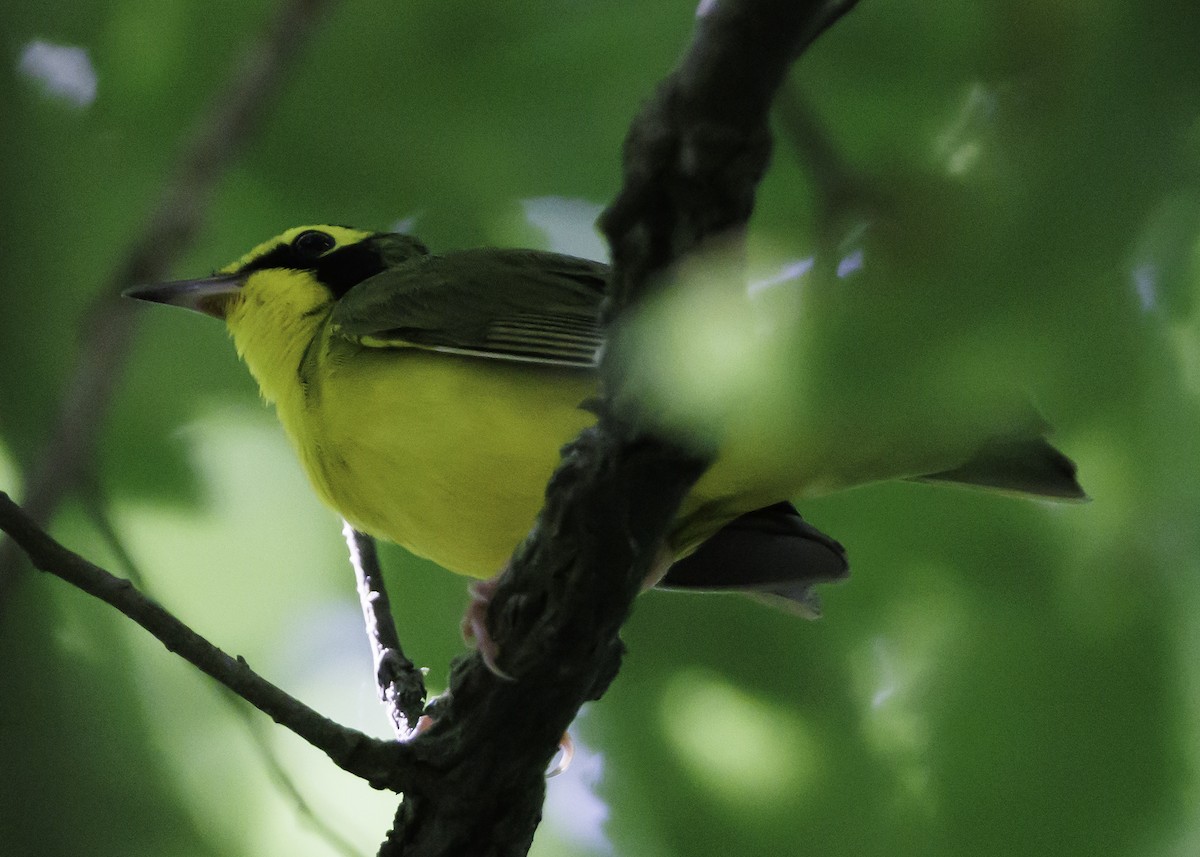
left=344, top=523, right=427, bottom=735
left=0, top=0, right=338, bottom=609
left=0, top=490, right=411, bottom=790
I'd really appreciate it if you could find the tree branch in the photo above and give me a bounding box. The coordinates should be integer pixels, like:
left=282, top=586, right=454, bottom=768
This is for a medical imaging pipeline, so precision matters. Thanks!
left=601, top=0, right=857, bottom=311
left=344, top=523, right=427, bottom=735
left=0, top=0, right=338, bottom=609
left=0, top=490, right=411, bottom=790
left=376, top=1, right=857, bottom=854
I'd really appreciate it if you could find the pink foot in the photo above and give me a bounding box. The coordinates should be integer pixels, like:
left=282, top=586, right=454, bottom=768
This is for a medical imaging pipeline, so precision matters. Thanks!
left=463, top=546, right=671, bottom=679
left=412, top=713, right=437, bottom=736
left=461, top=573, right=515, bottom=680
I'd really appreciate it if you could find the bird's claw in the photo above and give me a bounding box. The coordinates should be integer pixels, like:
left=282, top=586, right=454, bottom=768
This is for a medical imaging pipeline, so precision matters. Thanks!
left=547, top=731, right=575, bottom=778
left=461, top=575, right=515, bottom=681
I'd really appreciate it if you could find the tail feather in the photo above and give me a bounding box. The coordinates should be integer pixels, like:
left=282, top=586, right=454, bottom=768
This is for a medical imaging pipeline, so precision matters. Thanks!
left=658, top=428, right=1084, bottom=617
left=658, top=502, right=849, bottom=617
left=912, top=435, right=1087, bottom=500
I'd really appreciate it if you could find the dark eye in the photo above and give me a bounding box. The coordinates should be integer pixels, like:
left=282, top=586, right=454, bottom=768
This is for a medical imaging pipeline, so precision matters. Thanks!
left=292, top=229, right=335, bottom=260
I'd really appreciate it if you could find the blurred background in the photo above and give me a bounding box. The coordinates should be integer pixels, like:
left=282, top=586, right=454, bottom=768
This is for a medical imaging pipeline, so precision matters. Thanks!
left=2, top=0, right=1199, bottom=855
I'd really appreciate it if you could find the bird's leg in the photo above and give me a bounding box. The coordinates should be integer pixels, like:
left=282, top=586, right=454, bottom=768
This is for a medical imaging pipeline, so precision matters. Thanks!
left=455, top=578, right=573, bottom=775
left=459, top=544, right=670, bottom=779
left=461, top=543, right=674, bottom=679
left=461, top=573, right=512, bottom=679
left=455, top=543, right=673, bottom=775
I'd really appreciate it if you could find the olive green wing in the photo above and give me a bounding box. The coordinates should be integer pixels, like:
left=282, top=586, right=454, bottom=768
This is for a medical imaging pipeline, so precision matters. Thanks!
left=331, top=248, right=608, bottom=368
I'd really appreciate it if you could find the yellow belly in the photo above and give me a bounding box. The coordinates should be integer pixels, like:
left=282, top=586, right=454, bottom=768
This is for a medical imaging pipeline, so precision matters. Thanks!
left=294, top=348, right=599, bottom=576
left=272, top=338, right=995, bottom=579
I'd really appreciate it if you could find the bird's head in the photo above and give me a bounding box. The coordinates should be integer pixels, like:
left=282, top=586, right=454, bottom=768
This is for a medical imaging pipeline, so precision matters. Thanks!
left=124, top=225, right=429, bottom=323
left=126, top=225, right=429, bottom=407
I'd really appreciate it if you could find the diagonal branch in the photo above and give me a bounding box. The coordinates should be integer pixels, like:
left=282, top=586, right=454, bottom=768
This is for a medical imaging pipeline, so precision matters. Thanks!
left=376, top=2, right=858, bottom=854
left=0, top=0, right=338, bottom=609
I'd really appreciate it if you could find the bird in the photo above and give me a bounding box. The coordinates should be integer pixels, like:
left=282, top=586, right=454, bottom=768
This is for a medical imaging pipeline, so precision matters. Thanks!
left=125, top=224, right=1086, bottom=666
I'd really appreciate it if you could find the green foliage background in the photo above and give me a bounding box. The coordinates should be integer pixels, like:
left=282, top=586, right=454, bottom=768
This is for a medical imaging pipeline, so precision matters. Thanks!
left=2, top=1, right=1199, bottom=855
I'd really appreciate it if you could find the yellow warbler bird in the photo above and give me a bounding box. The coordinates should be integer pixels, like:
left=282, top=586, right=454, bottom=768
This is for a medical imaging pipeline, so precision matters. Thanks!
left=126, top=225, right=1084, bottom=642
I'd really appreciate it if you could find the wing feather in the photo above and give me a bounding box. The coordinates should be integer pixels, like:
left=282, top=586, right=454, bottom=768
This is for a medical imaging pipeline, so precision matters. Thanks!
left=331, top=248, right=607, bottom=368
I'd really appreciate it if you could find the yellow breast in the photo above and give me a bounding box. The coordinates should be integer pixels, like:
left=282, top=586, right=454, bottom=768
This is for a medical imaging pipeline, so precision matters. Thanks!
left=297, top=340, right=598, bottom=576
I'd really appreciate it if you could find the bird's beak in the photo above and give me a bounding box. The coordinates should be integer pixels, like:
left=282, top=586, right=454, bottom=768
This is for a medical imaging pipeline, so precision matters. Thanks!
left=123, top=274, right=245, bottom=320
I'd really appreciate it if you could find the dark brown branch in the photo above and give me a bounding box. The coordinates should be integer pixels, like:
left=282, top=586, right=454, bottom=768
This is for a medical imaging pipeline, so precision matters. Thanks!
left=0, top=491, right=412, bottom=790
left=0, top=0, right=338, bottom=608
left=600, top=0, right=858, bottom=311
left=377, top=1, right=855, bottom=854
left=344, top=523, right=427, bottom=734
